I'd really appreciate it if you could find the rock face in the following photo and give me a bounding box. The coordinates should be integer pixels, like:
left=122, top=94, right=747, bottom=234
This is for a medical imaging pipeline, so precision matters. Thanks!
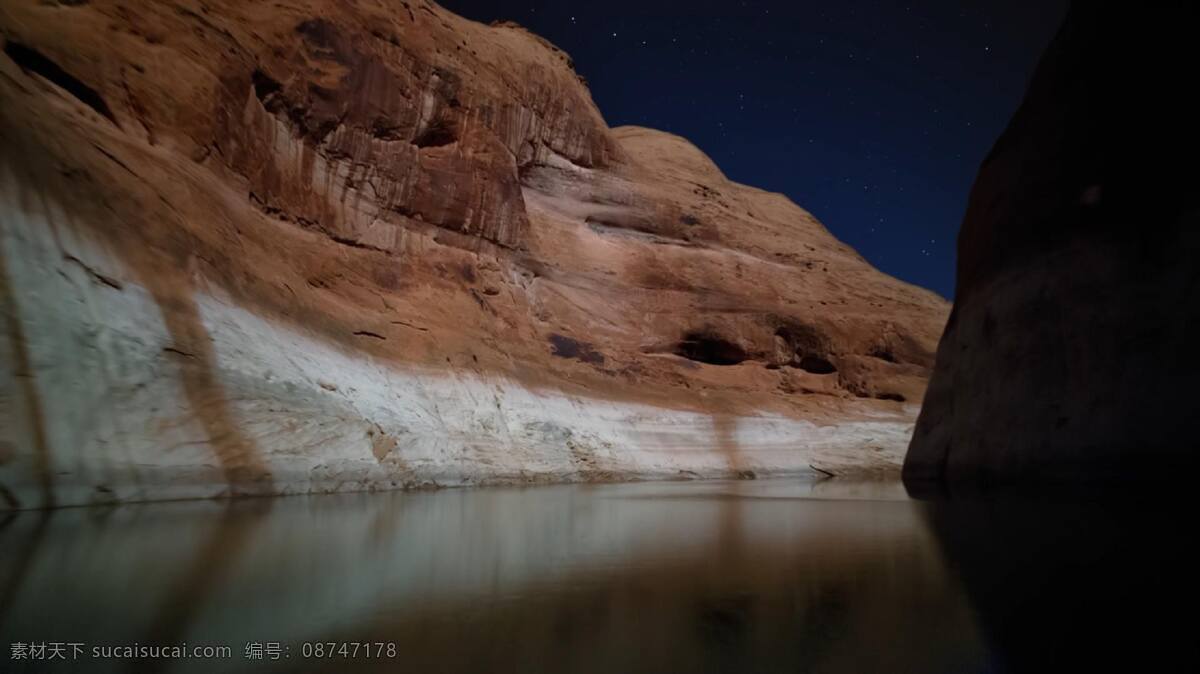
left=0, top=0, right=947, bottom=509
left=904, top=4, right=1200, bottom=485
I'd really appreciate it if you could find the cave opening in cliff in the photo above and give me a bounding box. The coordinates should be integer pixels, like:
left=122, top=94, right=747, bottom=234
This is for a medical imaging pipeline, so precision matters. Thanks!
left=797, top=355, right=838, bottom=374
left=3, top=41, right=118, bottom=125
left=869, top=346, right=898, bottom=363
left=675, top=332, right=748, bottom=366
left=413, top=116, right=458, bottom=148
left=773, top=324, right=838, bottom=373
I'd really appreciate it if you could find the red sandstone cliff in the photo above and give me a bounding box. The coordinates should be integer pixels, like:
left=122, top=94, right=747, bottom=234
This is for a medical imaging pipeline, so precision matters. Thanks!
left=0, top=0, right=948, bottom=508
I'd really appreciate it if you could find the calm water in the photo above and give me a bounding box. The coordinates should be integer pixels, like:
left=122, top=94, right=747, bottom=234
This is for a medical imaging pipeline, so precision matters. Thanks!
left=1, top=479, right=1194, bottom=673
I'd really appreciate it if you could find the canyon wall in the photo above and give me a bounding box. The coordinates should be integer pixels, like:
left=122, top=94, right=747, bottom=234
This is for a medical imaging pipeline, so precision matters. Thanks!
left=904, top=4, right=1199, bottom=485
left=0, top=0, right=947, bottom=509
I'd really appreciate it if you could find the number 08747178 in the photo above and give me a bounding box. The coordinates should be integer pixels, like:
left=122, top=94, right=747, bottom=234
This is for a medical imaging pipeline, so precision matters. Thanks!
left=300, top=642, right=397, bottom=659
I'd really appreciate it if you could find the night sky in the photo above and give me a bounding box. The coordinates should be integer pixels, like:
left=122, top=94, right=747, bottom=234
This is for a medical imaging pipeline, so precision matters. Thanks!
left=440, top=0, right=1067, bottom=298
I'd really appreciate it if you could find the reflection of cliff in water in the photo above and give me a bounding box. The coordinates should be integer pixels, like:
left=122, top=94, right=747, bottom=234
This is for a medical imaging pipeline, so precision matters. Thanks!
left=1, top=480, right=985, bottom=673
left=915, top=490, right=1200, bottom=672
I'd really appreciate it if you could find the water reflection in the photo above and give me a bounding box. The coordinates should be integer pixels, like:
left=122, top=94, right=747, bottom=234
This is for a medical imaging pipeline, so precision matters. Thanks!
left=5, top=479, right=1188, bottom=672
left=1, top=480, right=979, bottom=672
left=917, top=489, right=1199, bottom=672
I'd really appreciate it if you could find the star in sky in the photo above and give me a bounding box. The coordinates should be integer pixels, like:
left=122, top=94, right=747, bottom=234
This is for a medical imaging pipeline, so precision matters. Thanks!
left=442, top=0, right=1067, bottom=298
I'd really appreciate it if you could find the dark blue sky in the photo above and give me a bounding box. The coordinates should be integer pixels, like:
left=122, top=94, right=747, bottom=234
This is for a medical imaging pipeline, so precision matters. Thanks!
left=441, top=0, right=1067, bottom=298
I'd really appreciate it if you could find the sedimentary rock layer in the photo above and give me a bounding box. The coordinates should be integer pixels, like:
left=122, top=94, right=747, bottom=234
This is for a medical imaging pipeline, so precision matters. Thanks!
left=904, top=4, right=1200, bottom=485
left=0, top=0, right=947, bottom=508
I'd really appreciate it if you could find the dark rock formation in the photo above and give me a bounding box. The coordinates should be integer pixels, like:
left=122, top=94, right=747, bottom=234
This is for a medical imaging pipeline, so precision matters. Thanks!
left=904, top=4, right=1200, bottom=485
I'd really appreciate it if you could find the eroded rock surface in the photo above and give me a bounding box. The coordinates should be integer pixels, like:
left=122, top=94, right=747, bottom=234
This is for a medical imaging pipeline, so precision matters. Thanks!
left=0, top=0, right=947, bottom=508
left=904, top=4, right=1200, bottom=485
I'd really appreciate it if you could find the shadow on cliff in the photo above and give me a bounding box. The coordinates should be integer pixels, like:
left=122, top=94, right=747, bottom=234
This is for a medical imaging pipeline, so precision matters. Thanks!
left=140, top=263, right=274, bottom=493
left=711, top=412, right=744, bottom=477
left=0, top=141, right=274, bottom=504
left=0, top=238, right=54, bottom=508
